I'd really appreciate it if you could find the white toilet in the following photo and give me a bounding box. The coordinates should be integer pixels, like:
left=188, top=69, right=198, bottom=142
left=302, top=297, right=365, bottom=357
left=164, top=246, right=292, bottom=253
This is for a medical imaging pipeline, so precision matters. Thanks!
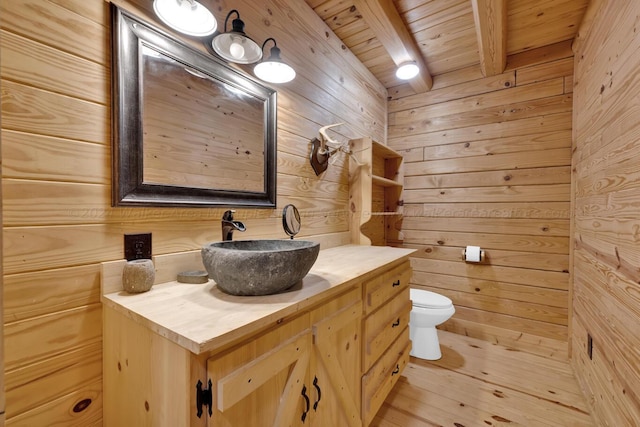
left=409, top=288, right=455, bottom=360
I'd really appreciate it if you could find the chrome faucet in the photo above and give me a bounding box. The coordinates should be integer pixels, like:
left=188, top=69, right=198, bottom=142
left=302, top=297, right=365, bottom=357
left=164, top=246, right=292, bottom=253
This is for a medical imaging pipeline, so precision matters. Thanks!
left=221, top=210, right=246, bottom=241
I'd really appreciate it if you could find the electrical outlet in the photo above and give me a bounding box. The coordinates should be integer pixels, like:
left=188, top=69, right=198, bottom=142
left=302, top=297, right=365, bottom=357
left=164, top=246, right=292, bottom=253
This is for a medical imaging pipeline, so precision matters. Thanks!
left=124, top=233, right=152, bottom=261
left=587, top=333, right=593, bottom=360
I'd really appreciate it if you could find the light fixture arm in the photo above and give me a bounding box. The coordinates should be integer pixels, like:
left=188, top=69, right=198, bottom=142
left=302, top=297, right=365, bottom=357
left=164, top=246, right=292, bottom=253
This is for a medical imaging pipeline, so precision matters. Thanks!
left=224, top=9, right=241, bottom=32
left=260, top=38, right=283, bottom=61
left=261, top=37, right=277, bottom=51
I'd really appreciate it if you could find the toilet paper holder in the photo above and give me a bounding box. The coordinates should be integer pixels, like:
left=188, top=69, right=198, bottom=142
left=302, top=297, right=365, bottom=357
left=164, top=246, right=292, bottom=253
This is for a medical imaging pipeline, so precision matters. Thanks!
left=461, top=247, right=485, bottom=263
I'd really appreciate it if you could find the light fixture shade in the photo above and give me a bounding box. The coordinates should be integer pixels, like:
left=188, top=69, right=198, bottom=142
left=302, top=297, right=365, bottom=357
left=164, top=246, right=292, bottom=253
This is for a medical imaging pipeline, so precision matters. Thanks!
left=254, top=40, right=296, bottom=84
left=254, top=59, right=296, bottom=84
left=153, top=0, right=217, bottom=37
left=396, top=61, right=420, bottom=80
left=211, top=10, right=262, bottom=64
left=211, top=33, right=263, bottom=64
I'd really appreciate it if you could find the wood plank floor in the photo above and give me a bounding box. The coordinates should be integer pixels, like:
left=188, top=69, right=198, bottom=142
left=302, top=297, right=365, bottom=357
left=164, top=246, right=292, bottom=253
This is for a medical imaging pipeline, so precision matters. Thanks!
left=373, top=331, right=595, bottom=426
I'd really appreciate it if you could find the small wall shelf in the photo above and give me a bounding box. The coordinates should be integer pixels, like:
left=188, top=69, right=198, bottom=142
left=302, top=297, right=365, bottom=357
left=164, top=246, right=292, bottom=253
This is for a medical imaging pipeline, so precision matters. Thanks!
left=349, top=137, right=404, bottom=246
left=372, top=175, right=402, bottom=188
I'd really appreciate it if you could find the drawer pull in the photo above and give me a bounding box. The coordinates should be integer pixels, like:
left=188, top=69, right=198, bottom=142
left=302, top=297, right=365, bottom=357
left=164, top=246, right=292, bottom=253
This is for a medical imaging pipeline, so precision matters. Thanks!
left=392, top=318, right=400, bottom=328
left=312, top=376, right=322, bottom=411
left=392, top=364, right=400, bottom=376
left=392, top=280, right=401, bottom=287
left=301, top=385, right=310, bottom=422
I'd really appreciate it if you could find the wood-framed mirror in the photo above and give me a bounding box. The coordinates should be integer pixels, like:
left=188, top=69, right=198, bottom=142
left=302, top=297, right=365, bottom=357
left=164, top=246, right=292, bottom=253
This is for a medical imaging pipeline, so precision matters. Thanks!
left=111, top=5, right=277, bottom=208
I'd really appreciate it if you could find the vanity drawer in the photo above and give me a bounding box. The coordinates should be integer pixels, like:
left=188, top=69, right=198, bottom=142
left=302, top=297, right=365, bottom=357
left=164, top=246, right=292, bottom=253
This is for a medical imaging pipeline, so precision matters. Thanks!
left=364, top=261, right=411, bottom=315
left=362, top=327, right=411, bottom=426
left=363, top=286, right=411, bottom=372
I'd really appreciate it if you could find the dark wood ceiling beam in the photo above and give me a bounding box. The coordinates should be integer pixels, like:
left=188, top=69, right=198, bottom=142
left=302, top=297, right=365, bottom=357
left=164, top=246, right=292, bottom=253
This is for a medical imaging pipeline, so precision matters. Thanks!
left=471, top=0, right=507, bottom=76
left=353, top=0, right=433, bottom=92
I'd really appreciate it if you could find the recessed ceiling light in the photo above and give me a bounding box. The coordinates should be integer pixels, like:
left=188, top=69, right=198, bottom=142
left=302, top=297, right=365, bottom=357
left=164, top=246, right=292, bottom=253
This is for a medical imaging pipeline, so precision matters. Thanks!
left=396, top=61, right=420, bottom=80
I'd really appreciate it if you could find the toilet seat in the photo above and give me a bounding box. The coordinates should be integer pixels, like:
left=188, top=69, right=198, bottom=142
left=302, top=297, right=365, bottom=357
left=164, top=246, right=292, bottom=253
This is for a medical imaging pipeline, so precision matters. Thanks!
left=410, top=289, right=453, bottom=309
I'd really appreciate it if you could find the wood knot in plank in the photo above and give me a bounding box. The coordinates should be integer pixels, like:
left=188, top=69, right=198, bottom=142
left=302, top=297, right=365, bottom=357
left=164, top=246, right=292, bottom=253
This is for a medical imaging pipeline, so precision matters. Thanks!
left=73, top=398, right=92, bottom=413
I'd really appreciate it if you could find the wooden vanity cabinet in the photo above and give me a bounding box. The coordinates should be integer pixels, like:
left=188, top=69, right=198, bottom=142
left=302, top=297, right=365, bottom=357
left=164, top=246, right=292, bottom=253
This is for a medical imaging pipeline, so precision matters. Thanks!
left=208, top=288, right=362, bottom=427
left=102, top=249, right=414, bottom=427
left=104, top=287, right=363, bottom=427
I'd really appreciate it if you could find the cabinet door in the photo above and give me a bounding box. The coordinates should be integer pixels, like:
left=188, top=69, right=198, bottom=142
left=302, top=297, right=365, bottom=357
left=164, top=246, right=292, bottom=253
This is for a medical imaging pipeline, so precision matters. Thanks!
left=207, top=314, right=311, bottom=427
left=309, top=288, right=362, bottom=427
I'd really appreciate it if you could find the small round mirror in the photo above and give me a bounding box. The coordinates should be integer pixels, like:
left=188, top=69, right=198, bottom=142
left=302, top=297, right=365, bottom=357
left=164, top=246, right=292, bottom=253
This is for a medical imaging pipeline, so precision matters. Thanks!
left=282, top=204, right=301, bottom=239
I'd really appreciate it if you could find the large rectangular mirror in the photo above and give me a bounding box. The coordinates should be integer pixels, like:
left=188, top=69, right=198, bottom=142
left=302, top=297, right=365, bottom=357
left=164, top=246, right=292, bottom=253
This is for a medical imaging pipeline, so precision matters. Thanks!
left=111, top=5, right=277, bottom=207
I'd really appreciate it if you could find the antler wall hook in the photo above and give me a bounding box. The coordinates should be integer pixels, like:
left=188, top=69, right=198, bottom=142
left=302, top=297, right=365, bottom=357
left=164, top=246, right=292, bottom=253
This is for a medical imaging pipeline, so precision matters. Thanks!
left=309, top=123, right=350, bottom=175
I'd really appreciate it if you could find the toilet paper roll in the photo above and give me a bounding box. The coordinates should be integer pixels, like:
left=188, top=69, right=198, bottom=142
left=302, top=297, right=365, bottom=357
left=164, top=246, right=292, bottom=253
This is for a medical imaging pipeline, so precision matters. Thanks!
left=465, top=246, right=482, bottom=262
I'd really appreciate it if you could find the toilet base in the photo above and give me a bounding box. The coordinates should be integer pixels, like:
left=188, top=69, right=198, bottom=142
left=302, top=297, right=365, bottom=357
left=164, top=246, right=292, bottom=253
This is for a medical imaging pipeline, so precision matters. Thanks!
left=410, top=325, right=442, bottom=360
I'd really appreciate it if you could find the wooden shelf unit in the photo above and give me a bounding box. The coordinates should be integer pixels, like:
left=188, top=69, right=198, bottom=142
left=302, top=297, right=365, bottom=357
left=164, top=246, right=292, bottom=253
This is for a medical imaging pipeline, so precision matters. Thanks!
left=349, top=137, right=404, bottom=246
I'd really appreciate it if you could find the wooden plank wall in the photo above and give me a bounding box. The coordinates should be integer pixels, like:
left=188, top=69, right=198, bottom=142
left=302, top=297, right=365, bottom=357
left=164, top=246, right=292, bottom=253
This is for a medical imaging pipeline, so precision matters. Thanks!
left=571, top=0, right=640, bottom=424
left=388, top=43, right=574, bottom=360
left=0, top=0, right=387, bottom=424
left=1, top=116, right=4, bottom=427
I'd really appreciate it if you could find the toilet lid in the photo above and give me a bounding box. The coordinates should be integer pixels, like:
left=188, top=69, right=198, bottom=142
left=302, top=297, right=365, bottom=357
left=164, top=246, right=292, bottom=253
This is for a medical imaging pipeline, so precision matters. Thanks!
left=411, top=289, right=453, bottom=309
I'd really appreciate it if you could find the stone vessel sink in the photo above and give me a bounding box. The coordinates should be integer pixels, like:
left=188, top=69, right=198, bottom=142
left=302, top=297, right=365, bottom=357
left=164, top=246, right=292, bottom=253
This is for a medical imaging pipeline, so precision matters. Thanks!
left=201, top=240, right=320, bottom=296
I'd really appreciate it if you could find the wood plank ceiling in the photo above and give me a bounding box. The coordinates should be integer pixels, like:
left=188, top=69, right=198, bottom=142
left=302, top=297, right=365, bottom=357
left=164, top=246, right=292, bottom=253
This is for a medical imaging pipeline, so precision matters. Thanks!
left=305, top=0, right=590, bottom=95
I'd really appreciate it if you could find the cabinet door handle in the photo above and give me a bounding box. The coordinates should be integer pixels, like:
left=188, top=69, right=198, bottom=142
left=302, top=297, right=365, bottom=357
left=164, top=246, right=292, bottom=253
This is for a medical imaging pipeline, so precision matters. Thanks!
left=392, top=280, right=400, bottom=287
left=312, top=376, right=322, bottom=411
left=301, top=385, right=310, bottom=422
left=392, top=318, right=400, bottom=328
left=392, top=364, right=400, bottom=376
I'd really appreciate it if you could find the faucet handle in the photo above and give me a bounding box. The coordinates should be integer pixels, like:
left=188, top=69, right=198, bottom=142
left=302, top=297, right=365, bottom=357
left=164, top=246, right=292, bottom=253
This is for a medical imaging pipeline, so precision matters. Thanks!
left=222, top=210, right=236, bottom=221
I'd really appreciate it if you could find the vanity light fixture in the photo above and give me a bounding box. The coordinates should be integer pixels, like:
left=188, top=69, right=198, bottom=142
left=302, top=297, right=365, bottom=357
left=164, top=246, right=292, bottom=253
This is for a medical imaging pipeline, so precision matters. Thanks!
left=211, top=10, right=263, bottom=64
left=395, top=61, right=420, bottom=80
left=253, top=38, right=296, bottom=84
left=153, top=0, right=217, bottom=37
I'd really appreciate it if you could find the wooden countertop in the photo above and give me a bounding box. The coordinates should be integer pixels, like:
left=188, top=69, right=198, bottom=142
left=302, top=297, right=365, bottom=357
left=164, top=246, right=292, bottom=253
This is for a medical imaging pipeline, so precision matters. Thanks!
left=102, top=244, right=414, bottom=354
